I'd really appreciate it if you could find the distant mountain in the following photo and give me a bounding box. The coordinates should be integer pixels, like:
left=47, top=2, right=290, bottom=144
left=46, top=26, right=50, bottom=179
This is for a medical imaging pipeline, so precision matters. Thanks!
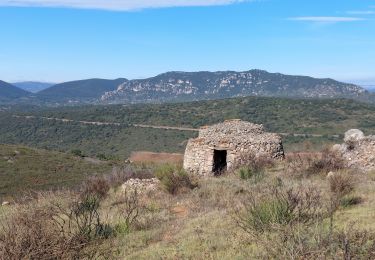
left=101, top=70, right=368, bottom=104
left=13, top=81, right=55, bottom=93
left=2, top=70, right=372, bottom=105
left=37, top=78, right=127, bottom=103
left=0, top=80, right=31, bottom=102
left=362, top=85, right=375, bottom=93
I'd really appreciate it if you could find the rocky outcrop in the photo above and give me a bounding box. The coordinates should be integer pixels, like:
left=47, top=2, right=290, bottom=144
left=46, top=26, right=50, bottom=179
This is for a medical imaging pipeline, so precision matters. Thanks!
left=183, top=120, right=284, bottom=176
left=332, top=129, right=375, bottom=172
left=100, top=70, right=367, bottom=104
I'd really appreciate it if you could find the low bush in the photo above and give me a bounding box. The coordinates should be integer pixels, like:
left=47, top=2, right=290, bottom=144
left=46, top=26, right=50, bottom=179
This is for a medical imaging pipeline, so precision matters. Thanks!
left=340, top=195, right=363, bottom=208
left=155, top=164, right=197, bottom=194
left=236, top=181, right=374, bottom=259
left=285, top=149, right=346, bottom=178
left=236, top=184, right=323, bottom=233
left=0, top=204, right=67, bottom=259
left=71, top=149, right=85, bottom=158
left=0, top=193, right=114, bottom=259
left=329, top=172, right=355, bottom=198
left=285, top=153, right=317, bottom=178
left=306, top=148, right=346, bottom=175
left=237, top=154, right=274, bottom=172
left=238, top=166, right=264, bottom=182
left=61, top=194, right=113, bottom=239
left=112, top=188, right=141, bottom=234
left=81, top=176, right=110, bottom=200
left=255, top=222, right=375, bottom=259
left=235, top=154, right=274, bottom=182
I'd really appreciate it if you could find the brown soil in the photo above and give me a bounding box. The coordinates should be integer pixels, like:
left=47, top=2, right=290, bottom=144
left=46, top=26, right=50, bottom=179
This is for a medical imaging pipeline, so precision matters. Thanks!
left=129, top=151, right=183, bottom=165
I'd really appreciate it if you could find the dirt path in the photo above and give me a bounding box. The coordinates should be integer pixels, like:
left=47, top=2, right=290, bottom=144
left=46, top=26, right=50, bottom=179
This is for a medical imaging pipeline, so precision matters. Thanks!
left=12, top=115, right=340, bottom=138
left=133, top=124, right=198, bottom=132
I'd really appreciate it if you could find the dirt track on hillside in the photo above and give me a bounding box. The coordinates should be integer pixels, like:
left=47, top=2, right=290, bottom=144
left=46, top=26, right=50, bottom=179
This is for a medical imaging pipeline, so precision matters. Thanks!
left=13, top=115, right=340, bottom=138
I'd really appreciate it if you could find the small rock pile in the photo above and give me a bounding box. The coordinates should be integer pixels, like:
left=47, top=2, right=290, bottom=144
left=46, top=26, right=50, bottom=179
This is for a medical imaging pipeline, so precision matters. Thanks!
left=332, top=129, right=375, bottom=172
left=121, top=178, right=160, bottom=193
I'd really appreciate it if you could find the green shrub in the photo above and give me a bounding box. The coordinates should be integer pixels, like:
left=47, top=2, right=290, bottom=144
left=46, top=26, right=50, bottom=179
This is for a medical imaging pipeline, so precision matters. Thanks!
left=71, top=149, right=85, bottom=158
left=97, top=153, right=109, bottom=161
left=155, top=164, right=196, bottom=194
left=245, top=197, right=294, bottom=232
left=340, top=195, right=362, bottom=208
left=236, top=185, right=322, bottom=234
left=238, top=166, right=264, bottom=182
left=112, top=188, right=141, bottom=234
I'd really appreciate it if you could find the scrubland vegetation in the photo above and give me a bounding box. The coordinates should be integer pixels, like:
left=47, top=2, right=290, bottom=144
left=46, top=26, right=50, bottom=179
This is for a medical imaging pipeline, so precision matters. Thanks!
left=1, top=149, right=375, bottom=259
left=1, top=97, right=375, bottom=258
left=0, top=144, right=112, bottom=200
left=1, top=96, right=375, bottom=158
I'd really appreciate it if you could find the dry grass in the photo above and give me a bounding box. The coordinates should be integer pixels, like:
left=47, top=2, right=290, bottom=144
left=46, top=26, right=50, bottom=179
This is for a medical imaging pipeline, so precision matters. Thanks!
left=1, top=154, right=375, bottom=259
left=129, top=151, right=183, bottom=165
left=284, top=149, right=346, bottom=178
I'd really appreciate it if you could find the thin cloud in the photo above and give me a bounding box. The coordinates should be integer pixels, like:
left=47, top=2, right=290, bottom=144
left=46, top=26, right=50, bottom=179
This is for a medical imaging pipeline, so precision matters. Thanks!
left=0, top=0, right=252, bottom=10
left=347, top=10, right=375, bottom=15
left=289, top=16, right=365, bottom=23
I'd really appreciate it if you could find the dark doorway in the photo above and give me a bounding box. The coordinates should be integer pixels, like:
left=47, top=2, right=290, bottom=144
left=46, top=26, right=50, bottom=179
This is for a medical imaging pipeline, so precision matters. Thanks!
left=213, top=150, right=227, bottom=175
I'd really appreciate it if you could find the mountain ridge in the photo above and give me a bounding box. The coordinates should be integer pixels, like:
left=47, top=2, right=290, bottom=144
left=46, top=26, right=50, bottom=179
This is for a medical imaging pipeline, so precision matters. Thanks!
left=37, top=78, right=128, bottom=103
left=0, top=80, right=31, bottom=103
left=1, top=70, right=373, bottom=105
left=101, top=70, right=368, bottom=104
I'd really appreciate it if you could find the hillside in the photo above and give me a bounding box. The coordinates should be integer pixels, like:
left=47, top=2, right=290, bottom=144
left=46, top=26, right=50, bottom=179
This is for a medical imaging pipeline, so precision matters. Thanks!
left=0, top=112, right=195, bottom=159
left=0, top=144, right=112, bottom=200
left=37, top=78, right=127, bottom=103
left=1, top=96, right=374, bottom=158
left=2, top=156, right=375, bottom=258
left=0, top=80, right=31, bottom=103
left=101, top=70, right=368, bottom=104
left=33, top=96, right=375, bottom=135
left=13, top=81, right=54, bottom=93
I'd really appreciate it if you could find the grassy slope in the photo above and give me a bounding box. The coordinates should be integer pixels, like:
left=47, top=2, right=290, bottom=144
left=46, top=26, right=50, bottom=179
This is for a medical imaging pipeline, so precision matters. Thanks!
left=107, top=167, right=375, bottom=258
left=1, top=159, right=375, bottom=258
left=0, top=144, right=112, bottom=200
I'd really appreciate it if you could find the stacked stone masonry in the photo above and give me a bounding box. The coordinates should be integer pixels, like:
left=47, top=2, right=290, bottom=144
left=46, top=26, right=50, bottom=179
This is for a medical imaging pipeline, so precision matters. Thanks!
left=332, top=129, right=375, bottom=172
left=183, top=120, right=284, bottom=176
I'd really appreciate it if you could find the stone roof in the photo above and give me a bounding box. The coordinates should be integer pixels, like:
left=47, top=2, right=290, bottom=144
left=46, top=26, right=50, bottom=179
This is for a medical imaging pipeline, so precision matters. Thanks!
left=195, top=119, right=281, bottom=147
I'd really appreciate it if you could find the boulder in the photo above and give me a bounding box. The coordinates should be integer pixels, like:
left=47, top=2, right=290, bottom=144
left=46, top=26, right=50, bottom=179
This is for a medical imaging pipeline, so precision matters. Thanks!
left=334, top=129, right=375, bottom=172
left=344, top=129, right=365, bottom=144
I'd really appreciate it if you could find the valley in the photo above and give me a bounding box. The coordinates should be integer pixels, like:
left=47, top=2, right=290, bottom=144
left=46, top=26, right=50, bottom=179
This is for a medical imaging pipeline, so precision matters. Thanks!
left=0, top=96, right=374, bottom=161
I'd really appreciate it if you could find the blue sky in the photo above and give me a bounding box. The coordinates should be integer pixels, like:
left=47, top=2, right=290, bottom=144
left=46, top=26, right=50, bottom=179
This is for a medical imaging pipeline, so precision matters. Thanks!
left=0, top=0, right=374, bottom=84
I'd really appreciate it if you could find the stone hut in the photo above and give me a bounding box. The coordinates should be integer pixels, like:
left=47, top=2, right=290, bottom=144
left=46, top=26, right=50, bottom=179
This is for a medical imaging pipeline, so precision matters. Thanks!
left=183, top=120, right=284, bottom=176
left=332, top=129, right=375, bottom=172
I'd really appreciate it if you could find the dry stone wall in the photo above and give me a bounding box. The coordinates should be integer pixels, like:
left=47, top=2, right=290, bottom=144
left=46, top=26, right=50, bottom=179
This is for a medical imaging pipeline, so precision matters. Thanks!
left=332, top=129, right=375, bottom=172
